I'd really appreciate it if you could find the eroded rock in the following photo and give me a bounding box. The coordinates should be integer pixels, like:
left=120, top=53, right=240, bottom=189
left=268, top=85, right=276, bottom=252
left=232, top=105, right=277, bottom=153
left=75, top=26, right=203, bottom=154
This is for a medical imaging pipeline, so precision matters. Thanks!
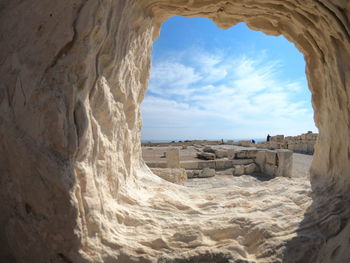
left=150, top=168, right=187, bottom=184
left=1, top=0, right=350, bottom=262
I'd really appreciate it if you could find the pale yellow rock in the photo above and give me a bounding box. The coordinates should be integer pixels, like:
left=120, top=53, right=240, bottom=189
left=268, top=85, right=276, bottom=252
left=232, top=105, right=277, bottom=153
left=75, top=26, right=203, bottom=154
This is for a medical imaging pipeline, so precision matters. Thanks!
left=166, top=148, right=180, bottom=168
left=150, top=168, right=187, bottom=184
left=244, top=163, right=257, bottom=174
left=1, top=0, right=350, bottom=262
left=234, top=165, right=245, bottom=176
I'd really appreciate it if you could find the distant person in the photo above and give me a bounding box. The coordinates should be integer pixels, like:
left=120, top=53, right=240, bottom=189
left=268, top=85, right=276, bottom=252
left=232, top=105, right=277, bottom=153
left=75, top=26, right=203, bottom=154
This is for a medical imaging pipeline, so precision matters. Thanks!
left=251, top=139, right=256, bottom=144
left=267, top=134, right=271, bottom=142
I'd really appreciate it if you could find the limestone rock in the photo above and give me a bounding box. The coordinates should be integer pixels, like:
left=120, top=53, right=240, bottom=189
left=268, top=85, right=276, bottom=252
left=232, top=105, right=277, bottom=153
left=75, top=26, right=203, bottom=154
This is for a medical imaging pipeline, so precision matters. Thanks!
left=234, top=165, right=245, bottom=176
left=197, top=152, right=216, bottom=160
left=203, top=146, right=215, bottom=154
left=227, top=148, right=235, bottom=158
left=214, top=149, right=228, bottom=158
left=166, top=148, right=180, bottom=168
left=200, top=168, right=216, bottom=178
left=244, top=163, right=257, bottom=174
left=235, top=150, right=259, bottom=159
left=1, top=0, right=350, bottom=262
left=276, top=150, right=293, bottom=177
left=150, top=168, right=187, bottom=184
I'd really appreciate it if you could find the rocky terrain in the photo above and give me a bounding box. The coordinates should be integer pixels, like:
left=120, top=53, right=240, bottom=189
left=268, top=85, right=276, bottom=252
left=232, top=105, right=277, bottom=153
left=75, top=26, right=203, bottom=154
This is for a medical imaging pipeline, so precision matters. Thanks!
left=1, top=0, right=350, bottom=262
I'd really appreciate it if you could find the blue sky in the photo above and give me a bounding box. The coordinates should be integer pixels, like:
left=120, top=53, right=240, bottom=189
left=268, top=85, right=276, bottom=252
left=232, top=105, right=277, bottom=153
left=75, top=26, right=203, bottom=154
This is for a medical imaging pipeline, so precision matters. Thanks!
left=141, top=16, right=317, bottom=141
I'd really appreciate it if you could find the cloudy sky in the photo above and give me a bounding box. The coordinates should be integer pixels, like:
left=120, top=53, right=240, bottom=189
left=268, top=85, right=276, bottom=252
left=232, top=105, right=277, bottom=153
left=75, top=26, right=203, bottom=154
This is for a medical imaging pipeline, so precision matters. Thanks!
left=141, top=17, right=317, bottom=141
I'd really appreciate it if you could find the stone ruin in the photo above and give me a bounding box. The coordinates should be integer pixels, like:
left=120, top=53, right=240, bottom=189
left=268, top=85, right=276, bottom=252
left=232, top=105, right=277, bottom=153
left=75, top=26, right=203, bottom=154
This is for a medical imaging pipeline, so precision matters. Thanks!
left=1, top=0, right=350, bottom=262
left=147, top=147, right=293, bottom=183
left=257, top=132, right=318, bottom=154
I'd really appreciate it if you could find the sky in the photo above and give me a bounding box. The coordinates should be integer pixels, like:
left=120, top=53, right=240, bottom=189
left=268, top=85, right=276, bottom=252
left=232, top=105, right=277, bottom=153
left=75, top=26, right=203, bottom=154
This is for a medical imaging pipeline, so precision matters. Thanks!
left=141, top=16, right=317, bottom=141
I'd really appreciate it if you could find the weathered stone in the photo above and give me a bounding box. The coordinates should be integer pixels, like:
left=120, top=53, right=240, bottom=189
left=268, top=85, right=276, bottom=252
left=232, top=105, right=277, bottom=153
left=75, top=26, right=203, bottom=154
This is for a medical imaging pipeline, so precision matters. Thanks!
left=187, top=170, right=201, bottom=179
left=235, top=150, right=259, bottom=159
left=1, top=0, right=350, bottom=262
left=244, top=163, right=257, bottom=174
left=264, top=163, right=277, bottom=177
left=146, top=162, right=167, bottom=168
left=150, top=168, right=187, bottom=184
left=227, top=148, right=235, bottom=158
left=166, top=148, right=180, bottom=168
left=234, top=165, right=245, bottom=176
left=215, top=159, right=231, bottom=169
left=276, top=150, right=293, bottom=177
left=271, top=135, right=284, bottom=142
left=180, top=161, right=199, bottom=169
left=186, top=170, right=193, bottom=178
left=256, top=151, right=266, bottom=172
left=265, top=151, right=277, bottom=165
left=198, top=160, right=216, bottom=169
left=197, top=152, right=216, bottom=160
left=222, top=168, right=235, bottom=175
left=215, top=149, right=228, bottom=158
left=203, top=147, right=216, bottom=154
left=200, top=168, right=216, bottom=178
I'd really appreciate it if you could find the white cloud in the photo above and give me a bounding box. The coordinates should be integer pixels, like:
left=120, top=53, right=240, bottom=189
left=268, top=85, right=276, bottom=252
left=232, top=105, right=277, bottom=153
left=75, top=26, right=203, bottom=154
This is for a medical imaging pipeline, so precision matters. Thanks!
left=141, top=48, right=317, bottom=140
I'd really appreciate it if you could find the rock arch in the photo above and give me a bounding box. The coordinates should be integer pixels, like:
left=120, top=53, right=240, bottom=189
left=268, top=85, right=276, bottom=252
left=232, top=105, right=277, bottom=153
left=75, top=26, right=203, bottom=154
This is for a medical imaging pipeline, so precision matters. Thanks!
left=1, top=0, right=350, bottom=262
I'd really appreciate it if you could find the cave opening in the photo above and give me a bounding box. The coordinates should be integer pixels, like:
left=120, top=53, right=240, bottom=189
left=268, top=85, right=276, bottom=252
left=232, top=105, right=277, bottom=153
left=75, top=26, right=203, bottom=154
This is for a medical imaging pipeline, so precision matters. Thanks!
left=2, top=1, right=350, bottom=262
left=141, top=16, right=316, bottom=186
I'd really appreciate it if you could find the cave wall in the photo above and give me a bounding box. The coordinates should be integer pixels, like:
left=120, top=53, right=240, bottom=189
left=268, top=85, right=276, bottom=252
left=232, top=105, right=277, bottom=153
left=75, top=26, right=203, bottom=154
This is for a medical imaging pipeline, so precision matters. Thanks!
left=1, top=0, right=350, bottom=262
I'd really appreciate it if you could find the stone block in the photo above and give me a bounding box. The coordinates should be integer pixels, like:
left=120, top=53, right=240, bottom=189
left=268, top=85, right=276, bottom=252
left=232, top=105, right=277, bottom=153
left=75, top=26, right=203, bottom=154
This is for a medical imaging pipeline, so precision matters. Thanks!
left=222, top=168, right=235, bottom=175
left=232, top=159, right=255, bottom=165
left=265, top=150, right=277, bottom=165
left=150, top=168, right=187, bottom=184
left=270, top=142, right=279, bottom=149
left=215, top=149, right=228, bottom=158
left=203, top=146, right=215, bottom=153
left=215, top=159, right=233, bottom=169
left=307, top=141, right=315, bottom=154
left=186, top=170, right=193, bottom=178
left=146, top=162, right=167, bottom=168
left=235, top=149, right=258, bottom=159
left=271, top=135, right=284, bottom=142
left=276, top=149, right=293, bottom=177
left=180, top=161, right=199, bottom=169
left=227, top=148, right=235, bottom=158
left=166, top=148, right=180, bottom=168
left=288, top=143, right=295, bottom=151
left=301, top=143, right=308, bottom=153
left=187, top=170, right=201, bottom=178
left=244, top=163, right=257, bottom=174
left=197, top=152, right=215, bottom=160
left=234, top=165, right=245, bottom=176
left=200, top=168, right=215, bottom=178
left=198, top=161, right=216, bottom=169
left=255, top=151, right=266, bottom=171
left=264, top=164, right=276, bottom=177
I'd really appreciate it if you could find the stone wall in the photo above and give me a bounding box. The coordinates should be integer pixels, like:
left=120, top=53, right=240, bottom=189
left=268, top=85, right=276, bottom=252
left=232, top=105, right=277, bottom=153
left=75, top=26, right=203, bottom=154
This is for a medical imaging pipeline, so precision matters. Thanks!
left=257, top=132, right=318, bottom=154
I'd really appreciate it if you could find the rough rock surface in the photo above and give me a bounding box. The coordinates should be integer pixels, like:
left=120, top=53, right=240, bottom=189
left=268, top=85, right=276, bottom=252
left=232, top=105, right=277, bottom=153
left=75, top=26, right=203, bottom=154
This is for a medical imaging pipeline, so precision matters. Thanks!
left=200, top=167, right=216, bottom=178
left=150, top=168, right=187, bottom=184
left=1, top=0, right=350, bottom=262
left=197, top=152, right=216, bottom=160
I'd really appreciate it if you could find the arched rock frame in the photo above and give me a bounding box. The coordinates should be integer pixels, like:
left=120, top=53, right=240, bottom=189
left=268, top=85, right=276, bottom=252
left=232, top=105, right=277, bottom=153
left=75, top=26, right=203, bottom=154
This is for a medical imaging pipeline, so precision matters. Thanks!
left=0, top=0, right=350, bottom=262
